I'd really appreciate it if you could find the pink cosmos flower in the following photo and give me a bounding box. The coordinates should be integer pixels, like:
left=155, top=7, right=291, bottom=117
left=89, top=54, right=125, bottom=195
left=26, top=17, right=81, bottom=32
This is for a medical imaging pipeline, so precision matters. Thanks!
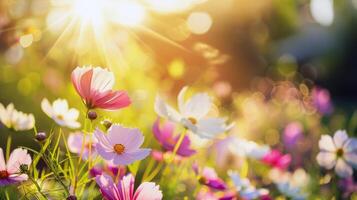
left=311, top=87, right=333, bottom=115
left=283, top=122, right=303, bottom=148
left=96, top=173, right=163, bottom=200
left=95, top=124, right=151, bottom=165
left=261, top=150, right=291, bottom=170
left=195, top=166, right=227, bottom=191
left=71, top=66, right=131, bottom=110
left=151, top=150, right=183, bottom=163
left=152, top=119, right=196, bottom=157
left=196, top=189, right=235, bottom=200
left=90, top=163, right=126, bottom=179
left=339, top=177, right=357, bottom=198
left=0, top=148, right=31, bottom=186
left=68, top=132, right=97, bottom=160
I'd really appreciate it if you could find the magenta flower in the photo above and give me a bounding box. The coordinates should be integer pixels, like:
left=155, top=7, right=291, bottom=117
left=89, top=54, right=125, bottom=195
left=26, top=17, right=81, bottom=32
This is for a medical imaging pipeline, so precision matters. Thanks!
left=151, top=150, right=183, bottom=163
left=311, top=87, right=333, bottom=115
left=261, top=150, right=291, bottom=170
left=283, top=122, right=303, bottom=148
left=152, top=119, right=196, bottom=157
left=0, top=148, right=31, bottom=186
left=71, top=66, right=131, bottom=110
left=339, top=178, right=357, bottom=198
left=90, top=163, right=126, bottom=178
left=95, top=124, right=151, bottom=165
left=196, top=189, right=235, bottom=200
left=195, top=166, right=227, bottom=191
left=96, top=173, right=163, bottom=200
left=68, top=132, right=97, bottom=160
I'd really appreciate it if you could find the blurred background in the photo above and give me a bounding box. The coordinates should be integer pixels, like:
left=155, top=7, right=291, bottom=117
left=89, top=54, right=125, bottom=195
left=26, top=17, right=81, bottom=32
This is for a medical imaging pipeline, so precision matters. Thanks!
left=0, top=0, right=356, bottom=151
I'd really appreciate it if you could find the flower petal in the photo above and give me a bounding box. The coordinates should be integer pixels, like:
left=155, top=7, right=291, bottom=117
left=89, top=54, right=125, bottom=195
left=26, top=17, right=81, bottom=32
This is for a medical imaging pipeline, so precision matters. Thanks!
left=91, top=67, right=114, bottom=93
left=6, top=148, right=31, bottom=174
left=79, top=69, right=94, bottom=101
left=152, top=119, right=175, bottom=144
left=333, top=130, right=349, bottom=148
left=68, top=132, right=84, bottom=154
left=318, top=135, right=336, bottom=152
left=118, top=174, right=135, bottom=199
left=195, top=118, right=228, bottom=138
left=95, top=174, right=119, bottom=200
left=53, top=99, right=69, bottom=115
left=181, top=92, right=211, bottom=119
left=107, top=125, right=144, bottom=151
left=0, top=148, right=6, bottom=171
left=94, top=90, right=131, bottom=110
left=71, top=67, right=89, bottom=99
left=154, top=96, right=182, bottom=123
left=316, top=152, right=336, bottom=169
left=134, top=182, right=163, bottom=200
left=335, top=159, right=353, bottom=178
left=343, top=138, right=357, bottom=153
left=177, top=86, right=188, bottom=114
left=344, top=153, right=357, bottom=168
left=41, top=98, right=54, bottom=117
left=112, top=149, right=151, bottom=165
left=96, top=144, right=115, bottom=161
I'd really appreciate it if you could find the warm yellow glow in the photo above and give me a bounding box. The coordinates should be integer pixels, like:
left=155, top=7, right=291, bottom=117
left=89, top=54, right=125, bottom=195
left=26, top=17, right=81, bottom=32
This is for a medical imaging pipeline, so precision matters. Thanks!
left=19, top=34, right=34, bottom=48
left=145, top=0, right=204, bottom=13
left=168, top=59, right=185, bottom=79
left=45, top=0, right=187, bottom=69
left=73, top=0, right=105, bottom=26
left=187, top=12, right=212, bottom=35
left=109, top=1, right=146, bottom=27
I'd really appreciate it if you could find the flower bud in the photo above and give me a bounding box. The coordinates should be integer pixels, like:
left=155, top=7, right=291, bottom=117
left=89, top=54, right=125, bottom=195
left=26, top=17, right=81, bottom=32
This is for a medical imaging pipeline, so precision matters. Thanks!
left=19, top=164, right=29, bottom=173
left=102, top=119, right=112, bottom=130
left=35, top=132, right=47, bottom=142
left=66, top=195, right=77, bottom=200
left=88, top=111, right=97, bottom=120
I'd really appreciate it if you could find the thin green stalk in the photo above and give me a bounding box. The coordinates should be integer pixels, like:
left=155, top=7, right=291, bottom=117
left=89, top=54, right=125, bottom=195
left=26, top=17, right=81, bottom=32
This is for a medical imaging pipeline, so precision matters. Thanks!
left=161, top=129, right=187, bottom=178
left=88, top=121, right=94, bottom=170
left=6, top=135, right=12, bottom=160
left=28, top=174, right=47, bottom=199
left=5, top=188, right=10, bottom=200
left=142, top=158, right=155, bottom=181
left=41, top=149, right=70, bottom=195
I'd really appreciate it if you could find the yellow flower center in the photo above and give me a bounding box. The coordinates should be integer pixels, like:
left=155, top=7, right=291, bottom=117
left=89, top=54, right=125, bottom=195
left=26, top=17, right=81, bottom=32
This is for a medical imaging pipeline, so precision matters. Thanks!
left=0, top=170, right=9, bottom=179
left=114, top=144, right=125, bottom=155
left=336, top=148, right=344, bottom=157
left=188, top=117, right=197, bottom=125
left=198, top=176, right=207, bottom=184
left=57, top=114, right=64, bottom=120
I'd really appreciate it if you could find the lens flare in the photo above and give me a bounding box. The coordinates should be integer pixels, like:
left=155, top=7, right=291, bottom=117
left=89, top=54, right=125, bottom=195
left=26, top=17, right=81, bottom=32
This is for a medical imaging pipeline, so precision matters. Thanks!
left=187, top=12, right=212, bottom=35
left=310, top=0, right=334, bottom=26
left=109, top=1, right=146, bottom=27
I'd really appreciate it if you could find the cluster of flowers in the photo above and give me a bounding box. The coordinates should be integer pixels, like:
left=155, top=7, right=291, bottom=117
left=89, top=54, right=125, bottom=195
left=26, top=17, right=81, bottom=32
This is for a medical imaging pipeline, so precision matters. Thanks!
left=0, top=66, right=356, bottom=199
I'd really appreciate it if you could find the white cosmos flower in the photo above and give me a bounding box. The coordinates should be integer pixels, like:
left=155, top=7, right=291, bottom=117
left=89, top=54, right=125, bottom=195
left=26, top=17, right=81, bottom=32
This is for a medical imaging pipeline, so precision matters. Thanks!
left=229, top=138, right=270, bottom=160
left=41, top=98, right=80, bottom=129
left=228, top=170, right=269, bottom=200
left=155, top=86, right=231, bottom=139
left=0, top=103, right=35, bottom=131
left=270, top=168, right=309, bottom=200
left=316, top=130, right=357, bottom=178
left=277, top=182, right=306, bottom=200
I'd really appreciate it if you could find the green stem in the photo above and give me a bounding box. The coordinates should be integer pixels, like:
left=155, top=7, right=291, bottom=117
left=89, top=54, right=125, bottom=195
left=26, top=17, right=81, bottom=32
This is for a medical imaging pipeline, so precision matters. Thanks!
left=88, top=121, right=93, bottom=170
left=161, top=129, right=187, bottom=177
left=169, top=129, right=186, bottom=163
left=28, top=174, right=47, bottom=199
left=5, top=188, right=10, bottom=200
left=42, top=149, right=70, bottom=195
left=6, top=135, right=12, bottom=160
